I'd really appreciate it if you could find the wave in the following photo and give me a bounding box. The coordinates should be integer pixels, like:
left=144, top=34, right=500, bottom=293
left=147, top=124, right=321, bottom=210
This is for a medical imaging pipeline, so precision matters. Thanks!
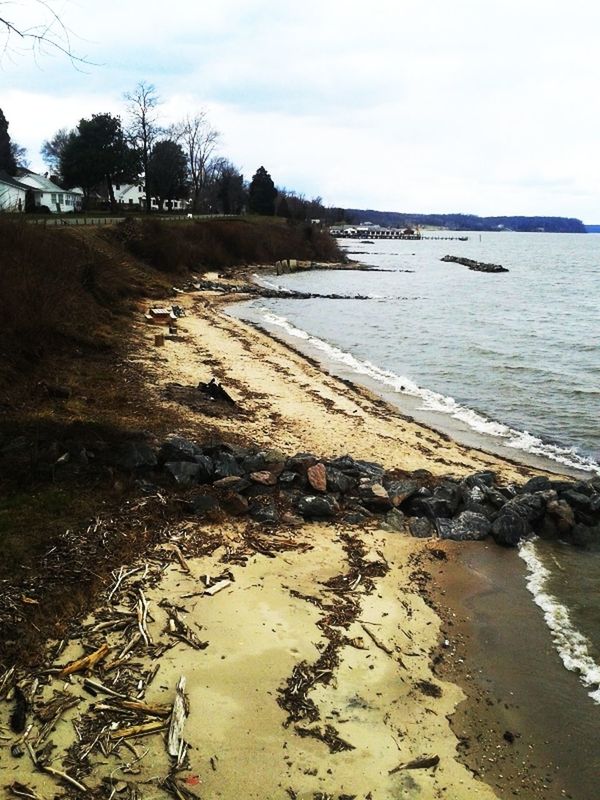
left=258, top=310, right=599, bottom=475
left=519, top=540, right=600, bottom=704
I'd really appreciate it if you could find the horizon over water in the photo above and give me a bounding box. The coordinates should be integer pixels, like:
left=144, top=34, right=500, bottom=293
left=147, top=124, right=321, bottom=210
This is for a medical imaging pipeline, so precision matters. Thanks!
left=229, top=231, right=600, bottom=714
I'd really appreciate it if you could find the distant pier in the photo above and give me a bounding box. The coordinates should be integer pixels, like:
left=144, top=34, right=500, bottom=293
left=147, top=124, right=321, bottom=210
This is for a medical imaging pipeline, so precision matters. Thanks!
left=330, top=227, right=468, bottom=242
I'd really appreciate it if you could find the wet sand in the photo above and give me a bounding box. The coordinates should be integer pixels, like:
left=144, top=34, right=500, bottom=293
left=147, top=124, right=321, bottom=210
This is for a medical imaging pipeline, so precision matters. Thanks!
left=433, top=541, right=600, bottom=800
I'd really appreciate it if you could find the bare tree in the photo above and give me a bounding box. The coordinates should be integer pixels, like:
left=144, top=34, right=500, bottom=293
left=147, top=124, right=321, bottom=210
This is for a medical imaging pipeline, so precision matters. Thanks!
left=124, top=82, right=161, bottom=213
left=0, top=0, right=88, bottom=64
left=175, top=112, right=220, bottom=213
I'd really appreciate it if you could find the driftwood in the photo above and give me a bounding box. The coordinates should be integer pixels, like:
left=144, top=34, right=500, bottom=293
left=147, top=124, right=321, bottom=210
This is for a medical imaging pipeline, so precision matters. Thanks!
left=204, top=578, right=231, bottom=596
left=161, top=777, right=200, bottom=800
left=389, top=754, right=440, bottom=774
left=98, top=700, right=171, bottom=718
left=59, top=643, right=110, bottom=677
left=109, top=720, right=168, bottom=740
left=41, top=765, right=89, bottom=794
left=7, top=783, right=42, bottom=800
left=167, top=676, right=188, bottom=759
left=166, top=608, right=208, bottom=651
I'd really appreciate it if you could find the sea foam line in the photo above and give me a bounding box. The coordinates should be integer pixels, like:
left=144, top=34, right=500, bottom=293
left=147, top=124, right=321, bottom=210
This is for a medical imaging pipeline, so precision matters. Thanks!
left=519, top=540, right=600, bottom=704
left=258, top=310, right=599, bottom=475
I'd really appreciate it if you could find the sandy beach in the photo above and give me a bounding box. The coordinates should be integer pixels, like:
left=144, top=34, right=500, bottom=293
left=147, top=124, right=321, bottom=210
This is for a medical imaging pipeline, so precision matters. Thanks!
left=0, top=288, right=570, bottom=800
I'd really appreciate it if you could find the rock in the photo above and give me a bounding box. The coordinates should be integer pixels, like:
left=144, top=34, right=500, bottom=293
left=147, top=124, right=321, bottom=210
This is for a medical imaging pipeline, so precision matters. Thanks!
left=491, top=512, right=529, bottom=547
left=278, top=470, right=303, bottom=488
left=438, top=511, right=491, bottom=541
left=521, top=476, right=551, bottom=494
left=307, top=463, right=327, bottom=492
left=165, top=461, right=203, bottom=487
left=297, top=495, right=339, bottom=519
left=111, top=441, right=157, bottom=471
left=463, top=471, right=497, bottom=488
left=281, top=512, right=304, bottom=526
left=385, top=480, right=418, bottom=507
left=502, top=493, right=547, bottom=522
left=250, top=503, right=279, bottom=525
left=590, top=494, right=600, bottom=514
left=381, top=508, right=406, bottom=532
left=325, top=467, right=357, bottom=494
left=213, top=452, right=242, bottom=479
left=353, top=459, right=386, bottom=481
left=409, top=517, right=434, bottom=538
left=263, top=448, right=287, bottom=466
left=241, top=452, right=267, bottom=473
left=560, top=489, right=591, bottom=512
left=546, top=499, right=575, bottom=533
left=250, top=471, right=278, bottom=486
left=213, top=476, right=251, bottom=492
left=159, top=436, right=202, bottom=463
left=221, top=492, right=249, bottom=516
left=193, top=454, right=214, bottom=483
left=190, top=494, right=220, bottom=517
left=359, top=482, right=393, bottom=512
left=409, top=490, right=457, bottom=519
left=286, top=453, right=318, bottom=473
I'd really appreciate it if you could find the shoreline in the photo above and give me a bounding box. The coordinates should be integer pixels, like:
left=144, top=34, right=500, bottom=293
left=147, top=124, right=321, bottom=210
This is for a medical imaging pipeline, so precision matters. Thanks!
left=1, top=288, right=590, bottom=800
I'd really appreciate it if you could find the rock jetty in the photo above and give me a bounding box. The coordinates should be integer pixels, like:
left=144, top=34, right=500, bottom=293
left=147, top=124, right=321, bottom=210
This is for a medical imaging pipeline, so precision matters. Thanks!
left=441, top=255, right=509, bottom=273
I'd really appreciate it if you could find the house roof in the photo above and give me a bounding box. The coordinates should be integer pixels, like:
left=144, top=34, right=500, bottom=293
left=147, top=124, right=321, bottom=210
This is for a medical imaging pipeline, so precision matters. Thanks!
left=17, top=170, right=66, bottom=193
left=0, top=170, right=41, bottom=192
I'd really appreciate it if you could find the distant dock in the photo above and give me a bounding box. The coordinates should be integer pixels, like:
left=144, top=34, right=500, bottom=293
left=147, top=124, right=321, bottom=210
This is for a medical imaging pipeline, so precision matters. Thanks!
left=330, top=226, right=468, bottom=242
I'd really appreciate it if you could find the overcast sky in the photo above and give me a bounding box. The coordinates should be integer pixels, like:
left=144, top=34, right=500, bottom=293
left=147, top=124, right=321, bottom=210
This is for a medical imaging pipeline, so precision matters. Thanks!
left=2, top=0, right=599, bottom=220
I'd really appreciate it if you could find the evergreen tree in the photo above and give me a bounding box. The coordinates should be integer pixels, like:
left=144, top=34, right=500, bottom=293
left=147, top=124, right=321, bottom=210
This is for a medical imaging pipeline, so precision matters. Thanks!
left=0, top=108, right=17, bottom=175
left=248, top=166, right=277, bottom=215
left=147, top=139, right=188, bottom=211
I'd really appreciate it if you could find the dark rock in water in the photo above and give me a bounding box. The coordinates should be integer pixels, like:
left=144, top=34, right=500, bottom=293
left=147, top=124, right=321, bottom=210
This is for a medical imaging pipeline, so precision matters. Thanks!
left=502, top=493, right=547, bottom=522
left=441, top=254, right=509, bottom=273
left=325, top=467, right=357, bottom=494
left=190, top=494, right=220, bottom=517
left=409, top=517, right=434, bottom=538
left=359, top=482, right=393, bottom=511
left=297, top=495, right=339, bottom=519
left=385, top=479, right=418, bottom=507
left=111, top=441, right=157, bottom=471
left=521, top=476, right=551, bottom=494
left=382, top=508, right=406, bottom=532
left=159, top=436, right=202, bottom=463
left=546, top=498, right=575, bottom=533
left=573, top=481, right=594, bottom=497
left=213, top=476, right=251, bottom=492
left=192, top=454, right=214, bottom=483
left=491, top=512, right=529, bottom=547
left=569, top=523, right=600, bottom=549
left=250, top=502, right=279, bottom=525
left=213, top=452, right=242, bottom=479
left=221, top=492, right=249, bottom=516
left=438, top=511, right=491, bottom=541
left=165, top=461, right=203, bottom=487
left=590, top=494, right=600, bottom=513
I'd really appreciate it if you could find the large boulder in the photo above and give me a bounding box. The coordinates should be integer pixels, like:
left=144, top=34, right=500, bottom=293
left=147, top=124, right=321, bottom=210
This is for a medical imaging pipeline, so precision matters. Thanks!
left=502, top=493, right=547, bottom=523
left=297, top=495, right=339, bottom=519
left=165, top=461, right=203, bottom=487
left=491, top=511, right=529, bottom=547
left=385, top=480, right=418, bottom=507
left=250, top=502, right=279, bottom=525
left=193, top=454, right=214, bottom=483
left=409, top=517, right=434, bottom=538
left=159, top=436, right=202, bottom=463
left=359, top=482, right=393, bottom=512
left=307, top=463, right=327, bottom=492
left=325, top=467, right=357, bottom=494
left=437, top=511, right=491, bottom=542
left=213, top=452, right=243, bottom=479
left=110, top=441, right=157, bottom=471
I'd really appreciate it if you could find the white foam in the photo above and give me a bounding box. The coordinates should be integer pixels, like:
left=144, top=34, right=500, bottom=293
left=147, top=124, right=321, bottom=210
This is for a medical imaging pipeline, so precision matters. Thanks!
left=258, top=310, right=599, bottom=475
left=519, top=540, right=600, bottom=704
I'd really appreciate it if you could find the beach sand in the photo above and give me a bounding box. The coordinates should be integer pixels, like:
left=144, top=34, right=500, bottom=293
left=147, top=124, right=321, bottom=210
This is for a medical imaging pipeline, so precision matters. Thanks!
left=1, top=291, right=565, bottom=800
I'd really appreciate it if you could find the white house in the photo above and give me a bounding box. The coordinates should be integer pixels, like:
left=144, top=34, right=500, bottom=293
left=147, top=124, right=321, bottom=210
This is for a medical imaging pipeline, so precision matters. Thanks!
left=17, top=170, right=82, bottom=213
left=112, top=182, right=191, bottom=211
left=0, top=171, right=43, bottom=212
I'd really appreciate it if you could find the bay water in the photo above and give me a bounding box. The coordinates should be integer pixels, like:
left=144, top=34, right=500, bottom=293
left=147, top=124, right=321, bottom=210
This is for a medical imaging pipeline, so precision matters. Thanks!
left=230, top=232, right=600, bottom=716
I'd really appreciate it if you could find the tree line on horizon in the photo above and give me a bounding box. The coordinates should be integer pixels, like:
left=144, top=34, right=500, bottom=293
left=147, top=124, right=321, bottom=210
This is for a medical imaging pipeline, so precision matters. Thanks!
left=0, top=86, right=347, bottom=223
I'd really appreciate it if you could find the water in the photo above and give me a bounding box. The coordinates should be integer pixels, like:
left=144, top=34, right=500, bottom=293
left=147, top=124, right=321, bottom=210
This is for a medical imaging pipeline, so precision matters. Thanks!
left=229, top=231, right=600, bottom=710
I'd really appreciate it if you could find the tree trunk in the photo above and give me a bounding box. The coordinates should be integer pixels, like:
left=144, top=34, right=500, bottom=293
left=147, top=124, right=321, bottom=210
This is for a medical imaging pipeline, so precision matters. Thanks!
left=106, top=176, right=116, bottom=213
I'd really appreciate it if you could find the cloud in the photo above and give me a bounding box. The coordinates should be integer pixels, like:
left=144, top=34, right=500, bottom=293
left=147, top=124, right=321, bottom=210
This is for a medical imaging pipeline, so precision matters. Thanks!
left=2, top=0, right=600, bottom=219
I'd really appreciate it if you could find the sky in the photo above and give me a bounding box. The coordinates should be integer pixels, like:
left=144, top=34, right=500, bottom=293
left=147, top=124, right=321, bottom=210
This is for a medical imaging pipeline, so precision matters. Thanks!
left=1, top=0, right=599, bottom=221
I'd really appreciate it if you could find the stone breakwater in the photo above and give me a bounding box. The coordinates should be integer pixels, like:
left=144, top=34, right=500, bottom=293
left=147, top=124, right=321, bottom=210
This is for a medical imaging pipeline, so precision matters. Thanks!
left=90, top=433, right=600, bottom=550
left=441, top=255, right=509, bottom=273
left=179, top=277, right=372, bottom=300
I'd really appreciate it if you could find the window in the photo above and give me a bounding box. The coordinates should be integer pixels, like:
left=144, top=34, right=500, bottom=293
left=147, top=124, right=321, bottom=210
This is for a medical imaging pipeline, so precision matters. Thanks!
left=129, top=199, right=133, bottom=205
left=51, top=193, right=57, bottom=203
left=115, top=183, right=120, bottom=191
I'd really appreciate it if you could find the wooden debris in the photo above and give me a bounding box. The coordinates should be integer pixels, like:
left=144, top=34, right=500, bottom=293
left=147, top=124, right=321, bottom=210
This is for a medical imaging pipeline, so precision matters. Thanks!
left=41, top=765, right=89, bottom=794
left=163, top=543, right=191, bottom=573
left=161, top=776, right=200, bottom=800
left=98, top=700, right=171, bottom=718
left=204, top=578, right=231, bottom=596
left=360, top=623, right=394, bottom=656
left=165, top=607, right=208, bottom=650
left=167, top=676, right=189, bottom=759
left=389, top=754, right=440, bottom=773
left=7, top=783, right=43, bottom=800
left=59, top=642, right=110, bottom=677
left=34, top=692, right=79, bottom=747
left=109, top=720, right=168, bottom=740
